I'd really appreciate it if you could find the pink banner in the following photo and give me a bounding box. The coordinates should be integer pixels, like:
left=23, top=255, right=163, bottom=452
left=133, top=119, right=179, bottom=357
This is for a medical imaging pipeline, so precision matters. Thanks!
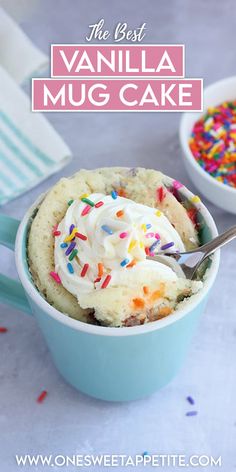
left=32, top=78, right=202, bottom=112
left=51, top=45, right=184, bottom=78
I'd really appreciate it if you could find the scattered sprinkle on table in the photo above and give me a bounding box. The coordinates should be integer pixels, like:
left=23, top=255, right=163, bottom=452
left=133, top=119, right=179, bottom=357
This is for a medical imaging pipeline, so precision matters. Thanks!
left=189, top=101, right=236, bottom=188
left=186, top=395, right=195, bottom=405
left=37, top=390, right=48, bottom=403
left=0, top=327, right=8, bottom=333
left=186, top=411, right=198, bottom=417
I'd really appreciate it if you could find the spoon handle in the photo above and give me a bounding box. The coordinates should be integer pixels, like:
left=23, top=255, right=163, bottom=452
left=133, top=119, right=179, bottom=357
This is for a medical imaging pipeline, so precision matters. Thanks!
left=183, top=225, right=236, bottom=258
left=201, top=225, right=236, bottom=257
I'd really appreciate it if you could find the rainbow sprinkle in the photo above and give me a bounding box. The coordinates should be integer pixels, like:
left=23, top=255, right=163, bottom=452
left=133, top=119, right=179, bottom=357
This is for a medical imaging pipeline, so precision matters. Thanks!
left=189, top=101, right=236, bottom=188
left=68, top=199, right=74, bottom=206
left=149, top=240, right=160, bottom=253
left=145, top=232, right=155, bottom=239
left=95, top=201, right=104, bottom=208
left=60, top=242, right=68, bottom=248
left=155, top=210, right=162, bottom=217
left=65, top=242, right=76, bottom=255
left=191, top=195, right=201, bottom=204
left=186, top=411, right=198, bottom=417
left=98, top=262, right=104, bottom=277
left=75, top=232, right=87, bottom=241
left=111, top=190, right=118, bottom=199
left=173, top=180, right=184, bottom=190
left=81, top=263, right=89, bottom=277
left=161, top=241, right=174, bottom=250
left=0, top=327, right=8, bottom=333
left=49, top=271, right=61, bottom=284
left=156, top=186, right=166, bottom=202
left=64, top=227, right=78, bottom=242
left=119, top=231, right=128, bottom=239
left=120, top=258, right=130, bottom=267
left=81, top=204, right=92, bottom=216
left=101, top=274, right=112, bottom=288
left=53, top=229, right=61, bottom=236
left=101, top=225, right=113, bottom=235
left=81, top=197, right=95, bottom=207
left=37, top=390, right=48, bottom=403
left=116, top=210, right=124, bottom=218
left=68, top=249, right=78, bottom=261
left=187, top=395, right=195, bottom=405
left=67, top=262, right=74, bottom=274
left=129, top=240, right=137, bottom=251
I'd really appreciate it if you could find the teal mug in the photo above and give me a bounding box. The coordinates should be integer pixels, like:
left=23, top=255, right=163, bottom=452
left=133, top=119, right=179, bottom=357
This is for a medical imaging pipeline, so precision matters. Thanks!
left=0, top=185, right=220, bottom=401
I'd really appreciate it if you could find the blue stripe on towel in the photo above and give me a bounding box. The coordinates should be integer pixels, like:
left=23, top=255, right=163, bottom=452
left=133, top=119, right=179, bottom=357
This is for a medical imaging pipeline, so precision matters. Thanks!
left=0, top=111, right=54, bottom=167
left=0, top=166, right=22, bottom=189
left=0, top=149, right=30, bottom=183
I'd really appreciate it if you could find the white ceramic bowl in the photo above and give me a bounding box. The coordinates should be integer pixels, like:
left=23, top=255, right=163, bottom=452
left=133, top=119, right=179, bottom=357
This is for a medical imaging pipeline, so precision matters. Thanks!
left=180, top=76, right=236, bottom=214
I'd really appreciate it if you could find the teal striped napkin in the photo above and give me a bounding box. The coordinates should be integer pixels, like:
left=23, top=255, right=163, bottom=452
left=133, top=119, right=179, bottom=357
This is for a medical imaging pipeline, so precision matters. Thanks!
left=0, top=66, right=72, bottom=205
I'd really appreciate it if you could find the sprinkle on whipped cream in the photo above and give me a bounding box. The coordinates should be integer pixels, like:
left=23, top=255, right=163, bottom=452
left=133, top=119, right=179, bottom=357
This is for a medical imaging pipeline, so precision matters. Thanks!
left=52, top=192, right=186, bottom=298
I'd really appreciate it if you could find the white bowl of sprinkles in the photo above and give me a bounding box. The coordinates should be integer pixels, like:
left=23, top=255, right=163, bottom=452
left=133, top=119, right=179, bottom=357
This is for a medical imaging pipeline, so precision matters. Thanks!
left=180, top=76, right=236, bottom=214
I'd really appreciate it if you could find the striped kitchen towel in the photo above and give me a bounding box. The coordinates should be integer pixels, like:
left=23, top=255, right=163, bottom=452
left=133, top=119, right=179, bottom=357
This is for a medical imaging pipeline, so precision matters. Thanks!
left=0, top=65, right=72, bottom=205
left=0, top=6, right=48, bottom=84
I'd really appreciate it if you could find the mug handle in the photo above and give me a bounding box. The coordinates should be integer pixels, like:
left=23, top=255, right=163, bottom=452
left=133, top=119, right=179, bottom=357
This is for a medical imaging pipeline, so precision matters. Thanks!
left=0, top=214, right=32, bottom=315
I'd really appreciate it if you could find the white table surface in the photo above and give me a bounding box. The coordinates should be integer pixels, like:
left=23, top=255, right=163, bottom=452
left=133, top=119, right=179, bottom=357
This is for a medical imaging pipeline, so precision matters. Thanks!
left=0, top=1, right=236, bottom=470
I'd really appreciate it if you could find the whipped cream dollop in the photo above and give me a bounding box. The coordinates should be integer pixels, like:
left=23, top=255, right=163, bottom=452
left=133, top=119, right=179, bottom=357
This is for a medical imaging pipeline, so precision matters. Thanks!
left=54, top=193, right=186, bottom=297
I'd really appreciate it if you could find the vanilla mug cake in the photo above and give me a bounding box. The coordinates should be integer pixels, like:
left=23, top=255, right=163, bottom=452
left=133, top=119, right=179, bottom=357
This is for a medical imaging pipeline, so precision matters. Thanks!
left=0, top=166, right=219, bottom=400
left=28, top=167, right=204, bottom=327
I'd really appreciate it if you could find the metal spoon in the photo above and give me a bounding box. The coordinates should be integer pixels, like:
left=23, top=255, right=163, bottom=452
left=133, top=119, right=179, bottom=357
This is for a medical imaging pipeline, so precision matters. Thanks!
left=148, top=225, right=236, bottom=280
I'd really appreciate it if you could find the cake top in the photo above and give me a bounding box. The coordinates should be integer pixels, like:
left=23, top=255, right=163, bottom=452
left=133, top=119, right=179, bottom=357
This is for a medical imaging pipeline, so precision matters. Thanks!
left=53, top=192, right=186, bottom=298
